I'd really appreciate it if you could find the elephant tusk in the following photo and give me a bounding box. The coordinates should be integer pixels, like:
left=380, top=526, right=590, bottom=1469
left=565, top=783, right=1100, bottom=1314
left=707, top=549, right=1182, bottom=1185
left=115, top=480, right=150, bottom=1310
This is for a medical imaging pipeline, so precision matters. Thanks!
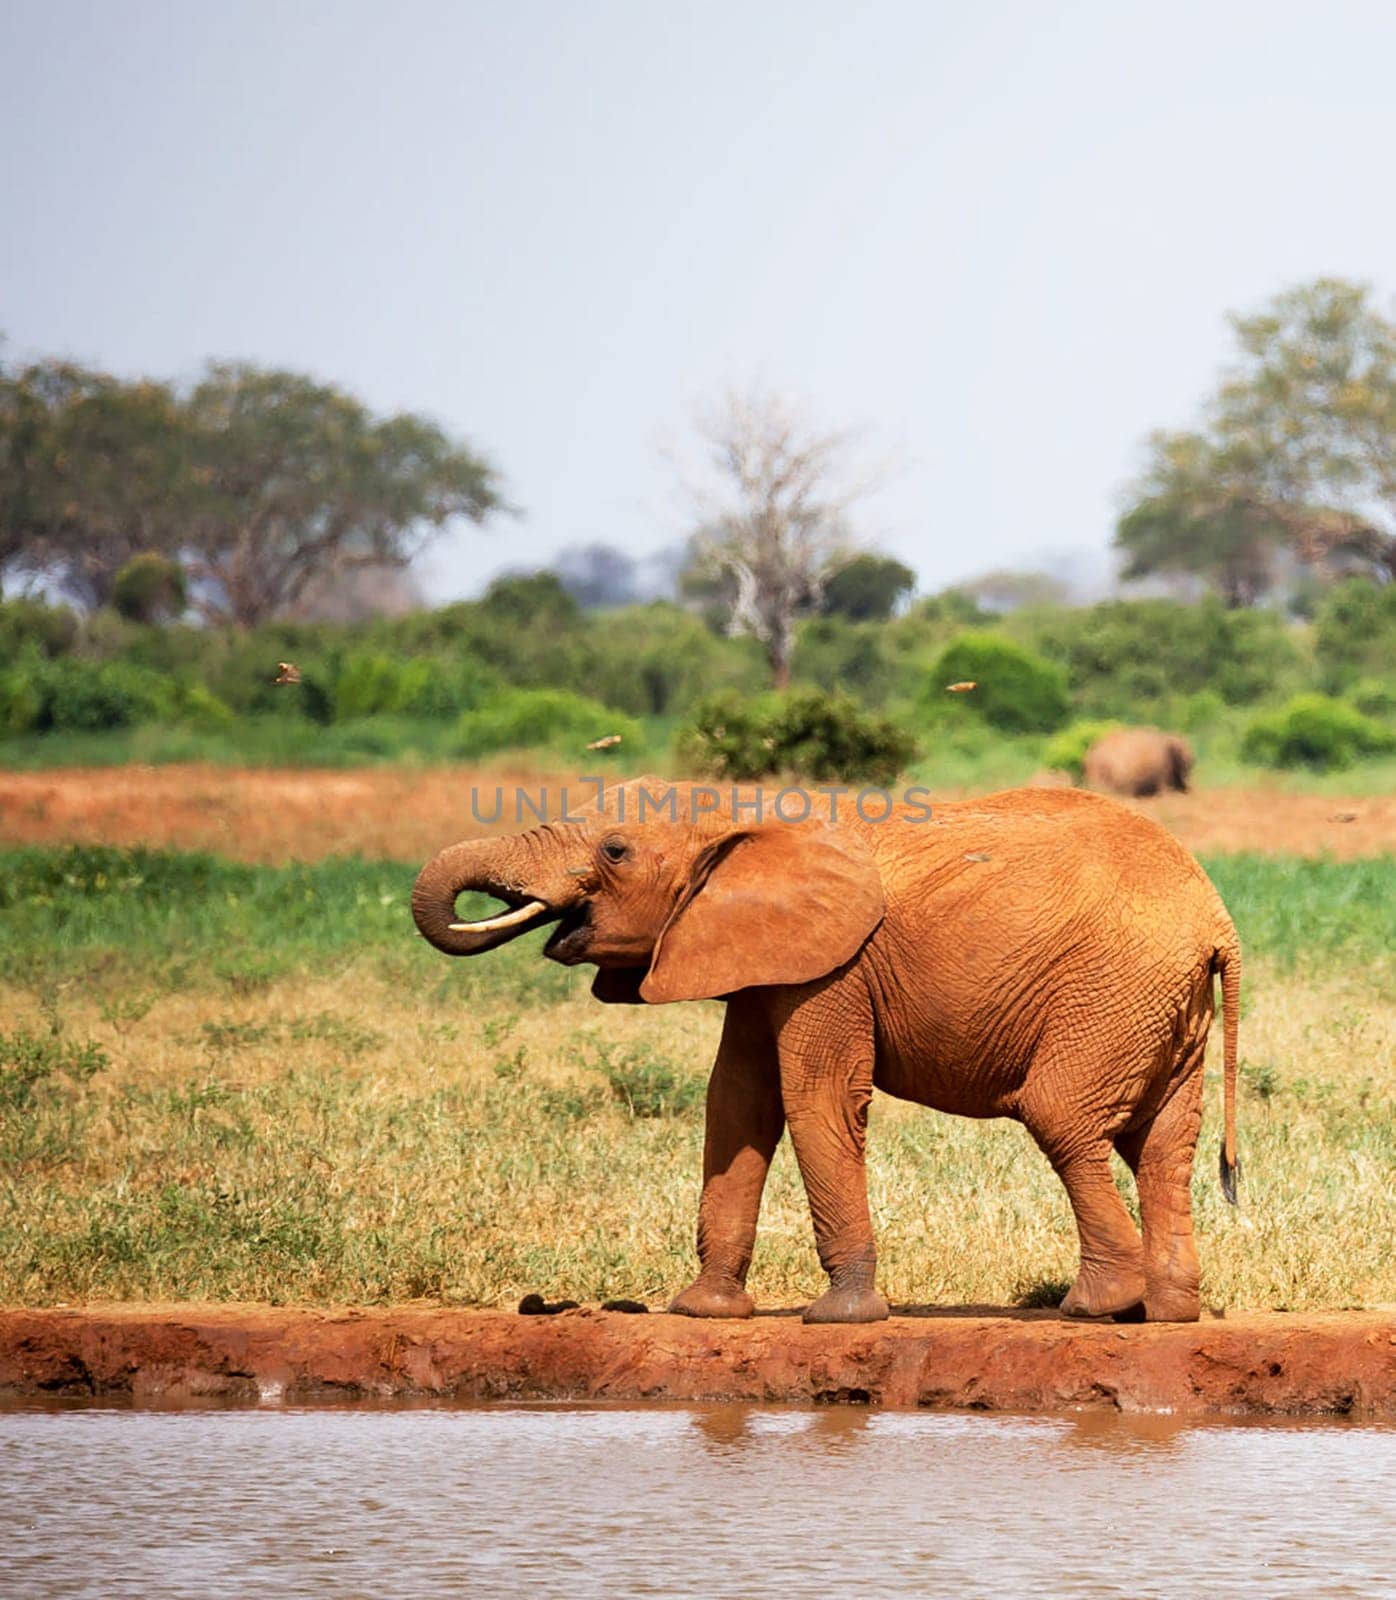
left=448, top=899, right=548, bottom=934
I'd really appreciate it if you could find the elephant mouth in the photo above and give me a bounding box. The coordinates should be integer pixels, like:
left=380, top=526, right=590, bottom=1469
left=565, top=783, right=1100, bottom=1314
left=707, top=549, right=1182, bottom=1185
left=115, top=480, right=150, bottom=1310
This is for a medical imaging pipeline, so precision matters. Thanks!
left=544, top=906, right=592, bottom=965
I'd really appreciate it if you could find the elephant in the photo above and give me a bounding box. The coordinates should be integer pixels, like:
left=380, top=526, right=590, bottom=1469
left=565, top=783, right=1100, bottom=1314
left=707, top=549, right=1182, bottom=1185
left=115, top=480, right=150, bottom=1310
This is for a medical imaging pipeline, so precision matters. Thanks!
left=1083, top=727, right=1194, bottom=798
left=412, top=780, right=1241, bottom=1325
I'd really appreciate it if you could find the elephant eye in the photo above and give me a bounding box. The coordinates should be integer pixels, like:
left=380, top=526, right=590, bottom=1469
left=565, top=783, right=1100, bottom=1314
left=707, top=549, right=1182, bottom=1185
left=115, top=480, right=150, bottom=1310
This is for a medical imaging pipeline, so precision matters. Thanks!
left=600, top=837, right=631, bottom=864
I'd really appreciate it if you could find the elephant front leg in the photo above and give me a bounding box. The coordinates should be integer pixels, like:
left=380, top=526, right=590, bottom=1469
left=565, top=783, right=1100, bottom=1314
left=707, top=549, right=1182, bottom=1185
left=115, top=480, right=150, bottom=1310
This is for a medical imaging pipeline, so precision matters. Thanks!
left=668, top=999, right=784, bottom=1319
left=778, top=998, right=889, bottom=1325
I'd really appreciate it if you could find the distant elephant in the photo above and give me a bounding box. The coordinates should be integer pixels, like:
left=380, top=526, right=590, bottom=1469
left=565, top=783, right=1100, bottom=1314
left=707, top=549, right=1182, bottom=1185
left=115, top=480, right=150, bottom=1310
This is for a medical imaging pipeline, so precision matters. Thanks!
left=413, top=781, right=1241, bottom=1324
left=1083, top=728, right=1194, bottom=798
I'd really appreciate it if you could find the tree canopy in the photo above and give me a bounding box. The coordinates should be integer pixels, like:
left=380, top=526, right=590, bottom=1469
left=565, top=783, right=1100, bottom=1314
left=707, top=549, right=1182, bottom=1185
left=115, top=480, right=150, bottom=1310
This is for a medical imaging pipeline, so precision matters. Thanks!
left=820, top=552, right=916, bottom=621
left=1117, top=278, right=1396, bottom=602
left=0, top=353, right=505, bottom=624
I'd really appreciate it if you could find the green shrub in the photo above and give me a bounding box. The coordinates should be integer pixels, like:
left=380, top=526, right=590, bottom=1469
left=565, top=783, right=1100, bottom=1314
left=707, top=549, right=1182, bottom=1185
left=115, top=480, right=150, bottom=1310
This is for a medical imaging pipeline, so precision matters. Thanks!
left=393, top=654, right=498, bottom=719
left=1042, top=720, right=1123, bottom=780
left=928, top=633, right=1069, bottom=733
left=679, top=690, right=917, bottom=783
left=677, top=693, right=770, bottom=780
left=2, top=658, right=176, bottom=735
left=1314, top=578, right=1396, bottom=690
left=0, top=598, right=79, bottom=659
left=177, top=683, right=236, bottom=730
left=333, top=652, right=403, bottom=719
left=1347, top=678, right=1396, bottom=720
left=593, top=1044, right=706, bottom=1118
left=0, top=656, right=45, bottom=735
left=452, top=687, right=639, bottom=758
left=1241, top=694, right=1396, bottom=771
left=1016, top=597, right=1304, bottom=712
left=1, top=1026, right=109, bottom=1109
left=112, top=553, right=187, bottom=624
left=792, top=616, right=900, bottom=706
left=1173, top=687, right=1227, bottom=733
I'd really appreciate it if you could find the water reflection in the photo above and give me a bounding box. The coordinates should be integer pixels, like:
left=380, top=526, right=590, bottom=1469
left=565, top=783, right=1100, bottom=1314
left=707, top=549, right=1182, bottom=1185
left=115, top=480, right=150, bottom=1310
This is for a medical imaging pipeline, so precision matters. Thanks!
left=689, top=1401, right=872, bottom=1455
left=3, top=1403, right=1393, bottom=1599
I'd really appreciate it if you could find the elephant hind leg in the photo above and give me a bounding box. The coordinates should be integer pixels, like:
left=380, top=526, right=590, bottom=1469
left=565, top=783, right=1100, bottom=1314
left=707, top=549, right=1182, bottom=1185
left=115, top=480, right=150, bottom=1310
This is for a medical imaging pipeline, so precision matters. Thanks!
left=1115, top=1061, right=1204, bottom=1323
left=1027, top=1124, right=1146, bottom=1318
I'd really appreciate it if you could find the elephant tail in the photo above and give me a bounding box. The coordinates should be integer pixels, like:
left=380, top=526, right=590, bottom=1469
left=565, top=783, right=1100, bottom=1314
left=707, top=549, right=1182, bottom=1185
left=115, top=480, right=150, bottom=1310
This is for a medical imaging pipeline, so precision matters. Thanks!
left=1215, top=941, right=1242, bottom=1204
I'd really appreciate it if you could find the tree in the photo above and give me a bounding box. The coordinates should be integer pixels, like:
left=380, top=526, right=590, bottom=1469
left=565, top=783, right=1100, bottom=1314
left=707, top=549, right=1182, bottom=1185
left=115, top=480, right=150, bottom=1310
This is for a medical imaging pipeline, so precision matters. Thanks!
left=1116, top=431, right=1288, bottom=607
left=182, top=364, right=504, bottom=626
left=1117, top=279, right=1396, bottom=602
left=0, top=359, right=191, bottom=606
left=1214, top=279, right=1396, bottom=582
left=676, top=387, right=877, bottom=687
left=112, top=552, right=188, bottom=623
left=820, top=552, right=916, bottom=621
left=1, top=354, right=507, bottom=624
left=554, top=542, right=640, bottom=608
left=949, top=567, right=1071, bottom=615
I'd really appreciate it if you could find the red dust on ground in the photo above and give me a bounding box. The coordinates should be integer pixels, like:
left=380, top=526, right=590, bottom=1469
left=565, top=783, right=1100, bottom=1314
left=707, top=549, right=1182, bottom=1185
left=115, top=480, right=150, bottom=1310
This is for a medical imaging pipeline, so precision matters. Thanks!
left=0, top=765, right=1393, bottom=863
left=3, top=1304, right=1396, bottom=1417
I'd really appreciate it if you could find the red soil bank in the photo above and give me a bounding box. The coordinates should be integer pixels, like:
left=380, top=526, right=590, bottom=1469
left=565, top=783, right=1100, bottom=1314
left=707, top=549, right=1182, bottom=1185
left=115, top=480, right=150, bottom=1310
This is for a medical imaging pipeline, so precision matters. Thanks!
left=3, top=1305, right=1395, bottom=1416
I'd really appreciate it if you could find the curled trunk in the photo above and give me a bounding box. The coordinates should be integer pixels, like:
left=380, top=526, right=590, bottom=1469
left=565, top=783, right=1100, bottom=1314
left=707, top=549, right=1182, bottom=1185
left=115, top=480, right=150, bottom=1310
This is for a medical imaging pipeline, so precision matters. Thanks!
left=411, top=837, right=557, bottom=957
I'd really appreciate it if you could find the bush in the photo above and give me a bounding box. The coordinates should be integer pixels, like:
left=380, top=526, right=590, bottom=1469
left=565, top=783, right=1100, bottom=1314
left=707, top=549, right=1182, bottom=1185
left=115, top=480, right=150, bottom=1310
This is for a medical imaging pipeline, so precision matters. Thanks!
left=0, top=1026, right=109, bottom=1109
left=177, top=683, right=236, bottom=730
left=928, top=633, right=1070, bottom=733
left=679, top=690, right=917, bottom=784
left=1042, top=720, right=1123, bottom=780
left=394, top=655, right=497, bottom=719
left=792, top=616, right=901, bottom=707
left=112, top=553, right=187, bottom=623
left=1241, top=694, right=1396, bottom=771
left=1314, top=578, right=1396, bottom=690
left=1017, top=597, right=1304, bottom=712
left=0, top=657, right=176, bottom=735
left=593, top=1044, right=706, bottom=1118
left=0, top=598, right=79, bottom=659
left=332, top=652, right=403, bottom=720
left=452, top=687, right=639, bottom=758
left=0, top=656, right=45, bottom=735
left=1347, top=678, right=1396, bottom=720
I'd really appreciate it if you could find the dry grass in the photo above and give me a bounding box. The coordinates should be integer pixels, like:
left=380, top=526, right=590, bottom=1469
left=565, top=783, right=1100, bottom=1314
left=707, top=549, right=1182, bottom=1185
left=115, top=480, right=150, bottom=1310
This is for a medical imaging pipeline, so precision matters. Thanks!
left=4, top=952, right=1394, bottom=1313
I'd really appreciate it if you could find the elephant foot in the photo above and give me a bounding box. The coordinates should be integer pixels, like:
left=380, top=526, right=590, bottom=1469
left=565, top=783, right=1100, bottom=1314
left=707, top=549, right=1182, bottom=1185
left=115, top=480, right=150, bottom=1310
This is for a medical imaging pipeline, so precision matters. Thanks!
left=1060, top=1262, right=1147, bottom=1320
left=667, top=1277, right=755, bottom=1319
left=1141, top=1284, right=1201, bottom=1323
left=803, top=1285, right=890, bottom=1325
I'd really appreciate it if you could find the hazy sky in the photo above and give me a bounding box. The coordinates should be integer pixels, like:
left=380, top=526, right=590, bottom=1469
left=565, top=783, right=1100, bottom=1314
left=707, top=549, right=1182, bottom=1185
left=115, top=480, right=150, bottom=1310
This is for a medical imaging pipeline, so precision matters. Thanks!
left=5, top=0, right=1396, bottom=600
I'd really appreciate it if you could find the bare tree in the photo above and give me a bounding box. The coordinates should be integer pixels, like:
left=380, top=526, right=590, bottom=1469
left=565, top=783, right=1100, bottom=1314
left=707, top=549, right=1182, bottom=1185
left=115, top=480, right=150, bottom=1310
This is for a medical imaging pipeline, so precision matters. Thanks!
left=677, top=387, right=877, bottom=687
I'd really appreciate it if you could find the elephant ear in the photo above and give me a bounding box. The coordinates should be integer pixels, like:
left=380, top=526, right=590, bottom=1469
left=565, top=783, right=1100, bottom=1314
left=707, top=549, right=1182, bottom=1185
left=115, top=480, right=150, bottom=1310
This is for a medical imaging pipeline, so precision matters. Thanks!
left=639, top=824, right=884, bottom=1004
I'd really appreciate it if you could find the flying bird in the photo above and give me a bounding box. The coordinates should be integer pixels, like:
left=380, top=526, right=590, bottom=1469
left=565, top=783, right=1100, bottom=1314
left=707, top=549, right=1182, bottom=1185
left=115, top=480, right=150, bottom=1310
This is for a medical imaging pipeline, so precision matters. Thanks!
left=273, top=662, right=301, bottom=685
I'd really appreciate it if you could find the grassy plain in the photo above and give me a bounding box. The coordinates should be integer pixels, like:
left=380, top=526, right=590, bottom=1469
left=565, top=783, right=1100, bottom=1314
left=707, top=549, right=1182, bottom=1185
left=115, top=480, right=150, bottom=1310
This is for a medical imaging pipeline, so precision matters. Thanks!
left=6, top=715, right=1396, bottom=799
left=2, top=844, right=1394, bottom=1313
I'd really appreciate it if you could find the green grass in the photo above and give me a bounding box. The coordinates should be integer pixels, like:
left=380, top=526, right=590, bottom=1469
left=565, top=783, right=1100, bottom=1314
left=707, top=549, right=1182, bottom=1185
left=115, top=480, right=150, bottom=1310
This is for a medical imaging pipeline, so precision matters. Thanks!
left=5, top=711, right=1396, bottom=793
left=0, top=716, right=675, bottom=771
left=3, top=844, right=1391, bottom=982
left=2, top=845, right=1394, bottom=1310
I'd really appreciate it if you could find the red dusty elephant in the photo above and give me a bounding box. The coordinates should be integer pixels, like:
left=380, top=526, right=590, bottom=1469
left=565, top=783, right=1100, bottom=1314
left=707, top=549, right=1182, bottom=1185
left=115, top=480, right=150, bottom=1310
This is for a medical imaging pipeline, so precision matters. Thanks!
left=1084, top=727, right=1195, bottom=798
left=412, top=780, right=1242, bottom=1324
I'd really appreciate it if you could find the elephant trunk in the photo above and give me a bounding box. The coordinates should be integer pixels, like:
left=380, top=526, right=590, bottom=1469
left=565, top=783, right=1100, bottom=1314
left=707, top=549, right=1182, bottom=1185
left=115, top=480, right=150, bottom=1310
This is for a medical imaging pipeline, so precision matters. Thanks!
left=411, top=836, right=562, bottom=957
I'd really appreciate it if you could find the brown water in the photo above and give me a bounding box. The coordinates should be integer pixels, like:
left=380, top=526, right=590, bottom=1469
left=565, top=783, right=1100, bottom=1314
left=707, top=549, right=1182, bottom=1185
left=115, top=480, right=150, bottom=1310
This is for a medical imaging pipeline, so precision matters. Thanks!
left=4, top=1403, right=1395, bottom=1598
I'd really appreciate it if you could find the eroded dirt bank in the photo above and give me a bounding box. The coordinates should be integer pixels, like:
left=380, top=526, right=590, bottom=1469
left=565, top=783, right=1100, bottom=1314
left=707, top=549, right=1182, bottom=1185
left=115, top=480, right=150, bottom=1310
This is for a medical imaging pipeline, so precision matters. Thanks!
left=1, top=765, right=1393, bottom=862
left=4, top=1304, right=1396, bottom=1416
